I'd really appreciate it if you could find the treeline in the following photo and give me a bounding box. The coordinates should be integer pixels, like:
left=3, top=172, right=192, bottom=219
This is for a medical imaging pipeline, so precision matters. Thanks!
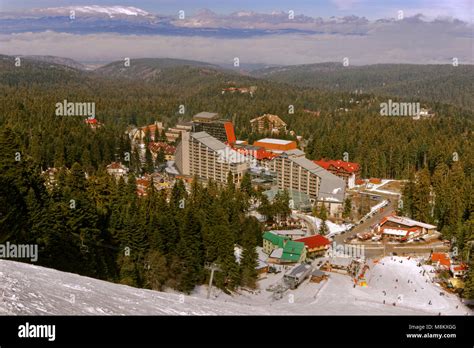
left=252, top=63, right=474, bottom=111
left=400, top=162, right=473, bottom=298
left=1, top=59, right=472, bottom=181
left=0, top=127, right=262, bottom=293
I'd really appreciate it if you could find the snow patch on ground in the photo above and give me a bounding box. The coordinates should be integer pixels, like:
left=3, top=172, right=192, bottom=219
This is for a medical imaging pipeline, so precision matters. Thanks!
left=304, top=215, right=353, bottom=236
left=0, top=258, right=470, bottom=316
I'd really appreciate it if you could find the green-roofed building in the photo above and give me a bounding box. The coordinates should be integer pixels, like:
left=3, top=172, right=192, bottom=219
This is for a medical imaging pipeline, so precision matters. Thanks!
left=281, top=240, right=306, bottom=263
left=262, top=232, right=288, bottom=255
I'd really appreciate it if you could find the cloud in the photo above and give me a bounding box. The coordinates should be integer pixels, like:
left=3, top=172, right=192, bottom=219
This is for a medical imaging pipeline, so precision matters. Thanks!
left=1, top=19, right=472, bottom=66
left=401, top=0, right=474, bottom=23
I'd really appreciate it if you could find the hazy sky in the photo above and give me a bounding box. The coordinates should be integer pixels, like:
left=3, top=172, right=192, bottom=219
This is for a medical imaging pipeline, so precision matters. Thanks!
left=1, top=0, right=473, bottom=22
left=0, top=0, right=472, bottom=65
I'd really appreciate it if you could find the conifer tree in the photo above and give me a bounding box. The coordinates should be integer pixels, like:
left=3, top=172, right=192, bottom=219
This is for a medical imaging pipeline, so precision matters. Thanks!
left=412, top=168, right=432, bottom=222
left=343, top=197, right=352, bottom=219
left=240, top=220, right=259, bottom=288
left=144, top=147, right=154, bottom=174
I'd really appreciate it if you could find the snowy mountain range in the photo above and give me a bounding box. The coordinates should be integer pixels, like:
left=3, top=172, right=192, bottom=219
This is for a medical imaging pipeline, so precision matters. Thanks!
left=30, top=5, right=151, bottom=18
left=0, top=6, right=470, bottom=36
left=1, top=5, right=471, bottom=65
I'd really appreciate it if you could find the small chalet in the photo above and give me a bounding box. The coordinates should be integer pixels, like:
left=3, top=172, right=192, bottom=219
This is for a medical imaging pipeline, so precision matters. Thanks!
left=431, top=252, right=468, bottom=278
left=314, top=159, right=361, bottom=189
left=450, top=263, right=468, bottom=279
left=431, top=252, right=451, bottom=270
left=136, top=176, right=150, bottom=196
left=106, top=162, right=129, bottom=179
left=321, top=257, right=354, bottom=274
left=84, top=117, right=103, bottom=129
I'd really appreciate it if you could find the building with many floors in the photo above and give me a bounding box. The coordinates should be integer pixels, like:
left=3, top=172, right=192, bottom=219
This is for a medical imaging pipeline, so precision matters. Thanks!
left=192, top=112, right=236, bottom=144
left=250, top=114, right=287, bottom=134
left=175, top=131, right=249, bottom=185
left=267, top=153, right=346, bottom=218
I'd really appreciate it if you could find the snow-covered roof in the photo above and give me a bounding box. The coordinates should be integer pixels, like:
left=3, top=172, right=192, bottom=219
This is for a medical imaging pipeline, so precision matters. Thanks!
left=329, top=257, right=353, bottom=267
left=383, top=228, right=408, bottom=236
left=285, top=263, right=312, bottom=277
left=270, top=248, right=283, bottom=258
left=193, top=111, right=219, bottom=120
left=289, top=156, right=346, bottom=202
left=282, top=149, right=305, bottom=157
left=385, top=216, right=436, bottom=229
left=165, top=161, right=180, bottom=175
left=272, top=229, right=306, bottom=236
left=256, top=138, right=293, bottom=145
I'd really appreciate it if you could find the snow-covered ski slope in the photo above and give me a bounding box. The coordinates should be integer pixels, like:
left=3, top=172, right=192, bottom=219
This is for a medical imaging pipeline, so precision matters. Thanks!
left=0, top=257, right=471, bottom=315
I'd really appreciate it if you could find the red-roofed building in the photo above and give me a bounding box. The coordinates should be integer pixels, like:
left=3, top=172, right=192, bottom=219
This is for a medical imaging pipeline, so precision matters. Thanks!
left=431, top=252, right=451, bottom=269
left=149, top=142, right=176, bottom=161
left=232, top=145, right=277, bottom=163
left=84, top=117, right=103, bottom=129
left=295, top=235, right=330, bottom=257
left=378, top=215, right=437, bottom=241
left=450, top=263, right=468, bottom=278
left=136, top=176, right=150, bottom=197
left=369, top=178, right=382, bottom=184
left=106, top=162, right=129, bottom=180
left=314, top=159, right=361, bottom=189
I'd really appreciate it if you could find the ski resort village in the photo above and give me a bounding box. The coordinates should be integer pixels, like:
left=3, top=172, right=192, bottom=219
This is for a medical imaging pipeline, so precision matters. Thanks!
left=1, top=111, right=472, bottom=316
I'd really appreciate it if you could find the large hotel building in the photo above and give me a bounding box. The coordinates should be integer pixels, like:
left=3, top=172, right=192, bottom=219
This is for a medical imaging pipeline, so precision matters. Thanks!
left=175, top=131, right=249, bottom=185
left=174, top=112, right=345, bottom=216
left=192, top=112, right=236, bottom=144
left=267, top=152, right=346, bottom=217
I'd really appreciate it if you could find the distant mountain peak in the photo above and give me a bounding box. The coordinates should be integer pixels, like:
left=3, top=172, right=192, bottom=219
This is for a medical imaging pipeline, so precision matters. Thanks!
left=34, top=5, right=150, bottom=18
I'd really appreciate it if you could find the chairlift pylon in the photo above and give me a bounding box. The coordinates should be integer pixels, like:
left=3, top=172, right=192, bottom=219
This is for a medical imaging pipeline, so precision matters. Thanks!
left=80, top=236, right=89, bottom=253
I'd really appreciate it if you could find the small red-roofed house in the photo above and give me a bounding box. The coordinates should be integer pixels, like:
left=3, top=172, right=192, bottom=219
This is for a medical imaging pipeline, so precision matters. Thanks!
left=106, top=162, right=129, bottom=180
left=136, top=177, right=150, bottom=197
left=84, top=117, right=103, bottom=130
left=450, top=263, right=468, bottom=278
left=431, top=252, right=451, bottom=270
